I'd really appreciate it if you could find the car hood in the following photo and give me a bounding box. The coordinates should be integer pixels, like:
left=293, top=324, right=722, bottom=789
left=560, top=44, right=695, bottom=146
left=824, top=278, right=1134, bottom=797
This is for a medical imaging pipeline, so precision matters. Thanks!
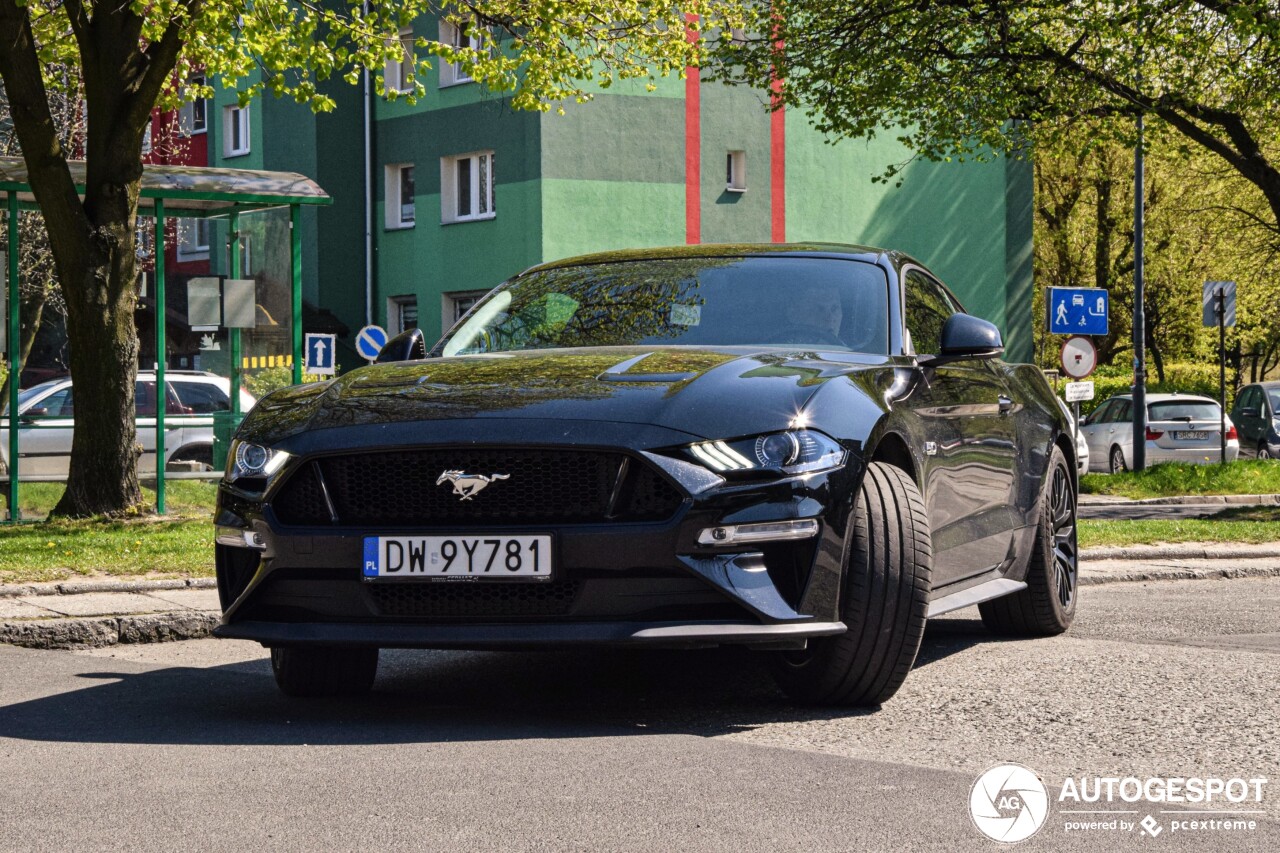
left=240, top=347, right=891, bottom=446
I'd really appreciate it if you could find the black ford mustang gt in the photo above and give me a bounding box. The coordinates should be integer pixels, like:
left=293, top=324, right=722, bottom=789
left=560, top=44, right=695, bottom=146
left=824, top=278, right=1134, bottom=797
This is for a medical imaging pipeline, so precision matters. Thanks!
left=214, top=243, right=1078, bottom=706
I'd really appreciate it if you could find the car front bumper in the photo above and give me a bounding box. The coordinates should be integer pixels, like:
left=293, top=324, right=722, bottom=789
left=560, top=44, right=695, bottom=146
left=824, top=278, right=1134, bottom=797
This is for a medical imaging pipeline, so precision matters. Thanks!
left=213, top=440, right=861, bottom=651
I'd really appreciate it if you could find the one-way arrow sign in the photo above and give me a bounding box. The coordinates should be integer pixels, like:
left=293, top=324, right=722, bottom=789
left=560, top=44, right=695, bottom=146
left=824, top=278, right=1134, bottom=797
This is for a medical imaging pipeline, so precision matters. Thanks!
left=305, top=332, right=337, bottom=376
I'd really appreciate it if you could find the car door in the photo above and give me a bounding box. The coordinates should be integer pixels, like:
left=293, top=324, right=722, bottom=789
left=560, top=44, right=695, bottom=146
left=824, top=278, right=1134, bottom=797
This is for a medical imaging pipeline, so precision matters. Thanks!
left=1233, top=386, right=1264, bottom=453
left=904, top=270, right=1018, bottom=586
left=1080, top=399, right=1115, bottom=467
left=16, top=383, right=76, bottom=477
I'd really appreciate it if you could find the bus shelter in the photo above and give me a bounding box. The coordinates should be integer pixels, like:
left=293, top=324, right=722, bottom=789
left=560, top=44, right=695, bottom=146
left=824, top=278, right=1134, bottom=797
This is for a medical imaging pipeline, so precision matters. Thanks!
left=1, top=157, right=331, bottom=521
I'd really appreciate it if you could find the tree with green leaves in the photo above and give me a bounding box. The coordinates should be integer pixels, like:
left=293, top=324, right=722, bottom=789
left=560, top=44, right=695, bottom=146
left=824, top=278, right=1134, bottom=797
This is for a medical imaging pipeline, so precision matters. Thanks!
left=717, top=1, right=1280, bottom=242
left=0, top=0, right=736, bottom=518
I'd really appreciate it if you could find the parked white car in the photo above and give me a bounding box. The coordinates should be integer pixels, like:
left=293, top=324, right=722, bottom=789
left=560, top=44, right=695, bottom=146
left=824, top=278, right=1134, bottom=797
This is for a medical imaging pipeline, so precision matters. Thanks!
left=1, top=370, right=255, bottom=480
left=1057, top=397, right=1090, bottom=475
left=1080, top=393, right=1238, bottom=473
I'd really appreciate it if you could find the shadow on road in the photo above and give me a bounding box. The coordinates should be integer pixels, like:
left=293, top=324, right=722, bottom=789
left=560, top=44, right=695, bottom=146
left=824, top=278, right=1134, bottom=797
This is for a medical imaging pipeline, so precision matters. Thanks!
left=0, top=612, right=1012, bottom=747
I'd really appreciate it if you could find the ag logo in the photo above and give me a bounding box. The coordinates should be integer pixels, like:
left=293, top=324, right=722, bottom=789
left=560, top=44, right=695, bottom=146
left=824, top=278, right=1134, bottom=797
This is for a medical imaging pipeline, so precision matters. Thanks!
left=969, top=763, right=1050, bottom=843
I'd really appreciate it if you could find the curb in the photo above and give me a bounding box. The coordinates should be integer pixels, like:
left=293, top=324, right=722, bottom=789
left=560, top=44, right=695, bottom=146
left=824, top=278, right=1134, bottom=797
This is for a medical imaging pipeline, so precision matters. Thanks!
left=1079, top=565, right=1280, bottom=586
left=0, top=577, right=216, bottom=599
left=1079, top=493, right=1280, bottom=507
left=0, top=611, right=219, bottom=651
left=1080, top=543, right=1280, bottom=561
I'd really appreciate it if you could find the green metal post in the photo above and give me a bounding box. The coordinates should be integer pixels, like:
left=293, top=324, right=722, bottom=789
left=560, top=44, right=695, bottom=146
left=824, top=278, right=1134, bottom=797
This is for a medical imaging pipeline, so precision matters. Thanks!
left=154, top=199, right=166, bottom=514
left=6, top=193, right=18, bottom=522
left=228, top=211, right=241, bottom=417
left=291, top=204, right=303, bottom=384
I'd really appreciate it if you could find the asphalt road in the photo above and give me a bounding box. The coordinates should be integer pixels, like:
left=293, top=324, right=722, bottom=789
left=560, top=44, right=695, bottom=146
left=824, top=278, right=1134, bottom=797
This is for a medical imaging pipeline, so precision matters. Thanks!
left=1, top=576, right=1278, bottom=851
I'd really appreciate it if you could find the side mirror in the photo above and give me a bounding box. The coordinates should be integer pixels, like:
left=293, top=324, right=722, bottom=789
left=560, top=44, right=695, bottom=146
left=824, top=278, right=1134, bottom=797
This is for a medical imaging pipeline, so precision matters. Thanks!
left=375, top=328, right=428, bottom=364
left=19, top=406, right=49, bottom=422
left=920, top=314, right=1004, bottom=366
left=1239, top=406, right=1260, bottom=419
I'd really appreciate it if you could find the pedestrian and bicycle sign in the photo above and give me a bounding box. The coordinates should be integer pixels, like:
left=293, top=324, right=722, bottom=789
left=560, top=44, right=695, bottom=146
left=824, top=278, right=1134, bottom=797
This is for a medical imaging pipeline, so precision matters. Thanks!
left=305, top=332, right=337, bottom=376
left=1047, top=287, right=1109, bottom=336
left=355, top=324, right=388, bottom=362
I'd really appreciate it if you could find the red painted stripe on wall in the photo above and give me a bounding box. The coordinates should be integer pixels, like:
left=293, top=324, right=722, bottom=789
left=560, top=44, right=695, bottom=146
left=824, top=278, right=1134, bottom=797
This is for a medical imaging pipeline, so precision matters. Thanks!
left=770, top=72, right=785, bottom=242
left=685, top=16, right=701, bottom=245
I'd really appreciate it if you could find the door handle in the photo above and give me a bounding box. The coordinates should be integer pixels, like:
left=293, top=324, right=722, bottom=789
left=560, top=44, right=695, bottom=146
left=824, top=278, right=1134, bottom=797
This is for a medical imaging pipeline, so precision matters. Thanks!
left=998, top=395, right=1014, bottom=414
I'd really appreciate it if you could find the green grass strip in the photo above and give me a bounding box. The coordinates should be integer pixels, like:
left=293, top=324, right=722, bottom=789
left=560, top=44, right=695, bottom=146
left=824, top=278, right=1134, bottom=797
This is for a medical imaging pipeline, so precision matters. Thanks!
left=1080, top=459, right=1280, bottom=500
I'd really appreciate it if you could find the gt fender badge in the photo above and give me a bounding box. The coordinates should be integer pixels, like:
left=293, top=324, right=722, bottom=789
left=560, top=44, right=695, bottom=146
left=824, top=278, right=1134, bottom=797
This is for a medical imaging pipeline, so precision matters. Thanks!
left=924, top=441, right=937, bottom=456
left=436, top=470, right=510, bottom=501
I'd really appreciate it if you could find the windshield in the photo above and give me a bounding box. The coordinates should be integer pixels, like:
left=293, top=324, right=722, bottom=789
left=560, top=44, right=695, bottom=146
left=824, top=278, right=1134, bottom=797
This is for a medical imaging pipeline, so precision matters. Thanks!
left=439, top=256, right=890, bottom=356
left=1148, top=400, right=1220, bottom=421
left=1, top=382, right=61, bottom=417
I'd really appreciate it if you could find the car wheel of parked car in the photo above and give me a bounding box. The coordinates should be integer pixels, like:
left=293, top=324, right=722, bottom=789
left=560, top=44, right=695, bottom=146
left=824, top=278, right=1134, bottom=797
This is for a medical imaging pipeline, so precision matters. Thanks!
left=1258, top=441, right=1271, bottom=460
left=1109, top=445, right=1127, bottom=474
left=979, top=446, right=1077, bottom=636
left=270, top=646, right=378, bottom=697
left=772, top=462, right=931, bottom=707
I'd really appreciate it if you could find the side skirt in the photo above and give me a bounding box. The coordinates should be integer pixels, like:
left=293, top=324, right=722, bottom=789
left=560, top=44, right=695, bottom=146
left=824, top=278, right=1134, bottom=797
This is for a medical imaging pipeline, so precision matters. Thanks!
left=926, top=577, right=1027, bottom=618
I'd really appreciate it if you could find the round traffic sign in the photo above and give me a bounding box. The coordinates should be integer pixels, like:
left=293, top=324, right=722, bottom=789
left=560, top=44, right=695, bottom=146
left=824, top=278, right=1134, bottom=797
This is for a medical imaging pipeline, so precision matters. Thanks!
left=1060, top=335, right=1097, bottom=379
left=356, top=325, right=388, bottom=361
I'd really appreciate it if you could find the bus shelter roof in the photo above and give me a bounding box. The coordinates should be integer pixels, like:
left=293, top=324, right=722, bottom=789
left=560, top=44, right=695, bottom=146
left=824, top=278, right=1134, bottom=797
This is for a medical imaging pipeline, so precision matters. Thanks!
left=0, top=156, right=330, bottom=212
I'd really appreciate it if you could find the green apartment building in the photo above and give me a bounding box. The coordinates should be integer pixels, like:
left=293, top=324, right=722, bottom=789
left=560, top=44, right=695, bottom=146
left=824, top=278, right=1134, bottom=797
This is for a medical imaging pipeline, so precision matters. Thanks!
left=208, top=18, right=1033, bottom=369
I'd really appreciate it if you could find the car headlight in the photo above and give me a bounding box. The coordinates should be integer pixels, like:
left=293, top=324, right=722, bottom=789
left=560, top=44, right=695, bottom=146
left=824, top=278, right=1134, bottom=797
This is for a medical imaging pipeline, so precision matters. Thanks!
left=226, top=439, right=291, bottom=487
left=687, top=430, right=845, bottom=475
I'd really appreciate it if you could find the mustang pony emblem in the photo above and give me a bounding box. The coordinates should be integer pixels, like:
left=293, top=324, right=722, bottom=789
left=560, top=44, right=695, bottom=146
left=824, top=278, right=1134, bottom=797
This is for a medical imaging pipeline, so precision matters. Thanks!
left=436, top=470, right=510, bottom=501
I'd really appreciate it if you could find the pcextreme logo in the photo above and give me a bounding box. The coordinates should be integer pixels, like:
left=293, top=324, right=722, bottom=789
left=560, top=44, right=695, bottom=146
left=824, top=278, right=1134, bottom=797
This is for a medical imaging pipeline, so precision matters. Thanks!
left=969, top=763, right=1050, bottom=843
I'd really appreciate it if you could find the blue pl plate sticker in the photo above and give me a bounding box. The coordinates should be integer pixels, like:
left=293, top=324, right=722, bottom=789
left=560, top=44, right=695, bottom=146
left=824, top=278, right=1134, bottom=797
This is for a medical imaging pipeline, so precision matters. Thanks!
left=363, top=538, right=380, bottom=578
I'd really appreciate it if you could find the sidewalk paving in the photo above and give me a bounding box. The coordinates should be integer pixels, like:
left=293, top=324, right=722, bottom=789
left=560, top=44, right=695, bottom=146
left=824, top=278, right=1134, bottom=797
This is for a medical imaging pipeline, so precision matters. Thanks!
left=3, top=541, right=1279, bottom=651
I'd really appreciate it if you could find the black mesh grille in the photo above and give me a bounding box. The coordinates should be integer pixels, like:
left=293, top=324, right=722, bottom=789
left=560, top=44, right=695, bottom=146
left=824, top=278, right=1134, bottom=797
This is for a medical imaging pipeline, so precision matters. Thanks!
left=271, top=448, right=684, bottom=527
left=365, top=579, right=582, bottom=619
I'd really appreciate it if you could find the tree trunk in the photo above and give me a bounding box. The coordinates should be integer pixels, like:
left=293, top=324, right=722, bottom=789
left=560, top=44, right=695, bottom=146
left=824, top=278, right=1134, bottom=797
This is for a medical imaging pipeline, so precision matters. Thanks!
left=50, top=140, right=144, bottom=517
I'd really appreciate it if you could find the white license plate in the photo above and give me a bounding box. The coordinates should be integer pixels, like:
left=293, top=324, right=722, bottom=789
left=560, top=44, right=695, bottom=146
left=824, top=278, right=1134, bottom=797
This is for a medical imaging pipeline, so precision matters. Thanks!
left=362, top=535, right=552, bottom=581
left=1174, top=431, right=1209, bottom=440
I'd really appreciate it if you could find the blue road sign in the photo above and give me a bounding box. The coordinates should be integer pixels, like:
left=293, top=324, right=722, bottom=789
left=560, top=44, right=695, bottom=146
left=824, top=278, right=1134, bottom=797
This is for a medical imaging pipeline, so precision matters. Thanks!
left=1047, top=287, right=1109, bottom=336
left=305, top=332, right=337, bottom=376
left=355, top=324, right=388, bottom=361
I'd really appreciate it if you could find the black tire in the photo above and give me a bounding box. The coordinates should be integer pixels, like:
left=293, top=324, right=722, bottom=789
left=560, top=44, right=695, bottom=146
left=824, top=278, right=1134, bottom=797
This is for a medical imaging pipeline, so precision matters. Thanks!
left=772, top=462, right=932, bottom=707
left=979, top=445, right=1077, bottom=636
left=1258, top=441, right=1270, bottom=461
left=270, top=646, right=379, bottom=697
left=1109, top=445, right=1127, bottom=474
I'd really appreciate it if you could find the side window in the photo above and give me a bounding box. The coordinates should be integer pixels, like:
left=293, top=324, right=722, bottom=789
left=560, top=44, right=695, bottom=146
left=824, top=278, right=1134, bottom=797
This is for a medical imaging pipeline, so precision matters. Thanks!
left=1085, top=400, right=1112, bottom=426
left=903, top=270, right=958, bottom=355
left=1243, top=387, right=1261, bottom=413
left=135, top=381, right=157, bottom=417
left=1111, top=400, right=1132, bottom=424
left=32, top=387, right=73, bottom=417
left=172, top=381, right=230, bottom=414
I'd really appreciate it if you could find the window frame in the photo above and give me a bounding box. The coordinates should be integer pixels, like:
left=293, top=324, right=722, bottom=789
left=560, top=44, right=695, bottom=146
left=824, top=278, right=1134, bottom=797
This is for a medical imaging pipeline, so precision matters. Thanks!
left=442, top=289, right=489, bottom=334
left=177, top=218, right=211, bottom=261
left=387, top=295, right=420, bottom=336
left=178, top=75, right=207, bottom=136
left=725, top=150, right=747, bottom=192
left=384, top=27, right=416, bottom=94
left=384, top=163, right=416, bottom=230
left=902, top=268, right=962, bottom=357
left=223, top=104, right=250, bottom=157
left=440, top=151, right=495, bottom=224
left=439, top=19, right=480, bottom=87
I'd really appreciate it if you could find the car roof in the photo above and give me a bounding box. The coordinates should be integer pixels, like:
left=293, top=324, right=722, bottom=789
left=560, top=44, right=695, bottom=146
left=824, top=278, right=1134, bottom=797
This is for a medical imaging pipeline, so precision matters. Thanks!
left=1103, top=393, right=1219, bottom=405
left=519, top=242, right=910, bottom=276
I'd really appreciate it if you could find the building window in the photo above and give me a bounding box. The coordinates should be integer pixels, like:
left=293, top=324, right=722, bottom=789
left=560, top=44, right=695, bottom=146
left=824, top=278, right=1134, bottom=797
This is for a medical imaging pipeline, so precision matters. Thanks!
left=441, top=151, right=494, bottom=224
left=177, top=218, right=210, bottom=261
left=223, top=105, right=249, bottom=157
left=385, top=164, right=416, bottom=229
left=439, top=19, right=480, bottom=87
left=444, top=290, right=488, bottom=332
left=388, top=295, right=419, bottom=335
left=385, top=28, right=415, bottom=94
left=179, top=75, right=207, bottom=136
left=726, top=150, right=746, bottom=192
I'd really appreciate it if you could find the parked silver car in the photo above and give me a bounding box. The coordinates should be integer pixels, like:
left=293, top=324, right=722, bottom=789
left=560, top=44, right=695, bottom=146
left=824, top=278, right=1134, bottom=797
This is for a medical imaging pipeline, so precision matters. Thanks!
left=1057, top=397, right=1090, bottom=475
left=1081, top=393, right=1238, bottom=473
left=1, top=370, right=255, bottom=480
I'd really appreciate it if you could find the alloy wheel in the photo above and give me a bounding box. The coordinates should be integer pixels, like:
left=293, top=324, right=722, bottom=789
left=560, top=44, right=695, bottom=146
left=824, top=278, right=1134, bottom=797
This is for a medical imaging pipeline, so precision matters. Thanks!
left=1109, top=447, right=1126, bottom=474
left=1049, top=462, right=1077, bottom=611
